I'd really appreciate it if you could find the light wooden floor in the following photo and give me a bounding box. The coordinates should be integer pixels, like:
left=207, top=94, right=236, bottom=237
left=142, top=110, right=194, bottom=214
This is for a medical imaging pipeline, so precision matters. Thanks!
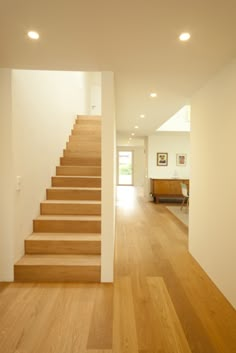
left=0, top=186, right=235, bottom=353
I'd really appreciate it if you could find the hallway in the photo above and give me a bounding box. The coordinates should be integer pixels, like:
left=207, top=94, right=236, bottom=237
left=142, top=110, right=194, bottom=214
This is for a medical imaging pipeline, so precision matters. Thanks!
left=114, top=187, right=236, bottom=352
left=0, top=187, right=235, bottom=353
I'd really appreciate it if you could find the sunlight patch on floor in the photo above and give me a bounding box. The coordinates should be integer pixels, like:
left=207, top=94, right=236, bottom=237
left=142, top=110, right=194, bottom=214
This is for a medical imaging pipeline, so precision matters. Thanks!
left=116, top=186, right=136, bottom=209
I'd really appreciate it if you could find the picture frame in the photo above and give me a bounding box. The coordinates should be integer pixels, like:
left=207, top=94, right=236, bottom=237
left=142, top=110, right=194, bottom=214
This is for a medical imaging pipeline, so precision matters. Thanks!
left=176, top=153, right=187, bottom=166
left=157, top=152, right=168, bottom=166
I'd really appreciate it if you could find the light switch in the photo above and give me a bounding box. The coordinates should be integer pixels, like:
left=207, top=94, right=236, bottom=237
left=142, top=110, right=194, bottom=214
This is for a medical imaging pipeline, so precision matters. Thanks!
left=16, top=176, right=21, bottom=191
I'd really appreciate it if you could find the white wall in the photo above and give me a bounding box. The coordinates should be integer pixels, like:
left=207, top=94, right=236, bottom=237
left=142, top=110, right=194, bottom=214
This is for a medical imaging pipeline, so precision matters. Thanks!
left=190, top=60, right=236, bottom=309
left=101, top=72, right=116, bottom=282
left=117, top=146, right=145, bottom=186
left=85, top=72, right=102, bottom=115
left=148, top=132, right=190, bottom=179
left=0, top=69, right=14, bottom=280
left=11, top=70, right=88, bottom=264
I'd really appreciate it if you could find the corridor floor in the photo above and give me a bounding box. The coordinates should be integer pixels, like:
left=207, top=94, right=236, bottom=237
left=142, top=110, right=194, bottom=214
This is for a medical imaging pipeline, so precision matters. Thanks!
left=0, top=186, right=235, bottom=353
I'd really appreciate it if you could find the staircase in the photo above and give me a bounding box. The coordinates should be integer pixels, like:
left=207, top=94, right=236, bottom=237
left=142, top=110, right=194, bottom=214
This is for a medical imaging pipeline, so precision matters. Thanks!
left=14, top=116, right=102, bottom=282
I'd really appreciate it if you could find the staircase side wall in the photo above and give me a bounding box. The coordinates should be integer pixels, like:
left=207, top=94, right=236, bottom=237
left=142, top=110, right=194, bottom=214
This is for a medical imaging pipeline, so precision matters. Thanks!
left=0, top=69, right=14, bottom=280
left=11, top=70, right=89, bottom=265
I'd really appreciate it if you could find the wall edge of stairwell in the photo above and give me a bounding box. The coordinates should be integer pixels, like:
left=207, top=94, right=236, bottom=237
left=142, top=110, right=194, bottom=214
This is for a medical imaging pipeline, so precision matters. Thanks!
left=101, top=72, right=116, bottom=282
left=0, top=69, right=15, bottom=281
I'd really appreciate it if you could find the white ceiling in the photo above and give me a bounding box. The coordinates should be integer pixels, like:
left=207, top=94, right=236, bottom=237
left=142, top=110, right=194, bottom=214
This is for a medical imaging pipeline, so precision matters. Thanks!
left=1, top=0, right=236, bottom=136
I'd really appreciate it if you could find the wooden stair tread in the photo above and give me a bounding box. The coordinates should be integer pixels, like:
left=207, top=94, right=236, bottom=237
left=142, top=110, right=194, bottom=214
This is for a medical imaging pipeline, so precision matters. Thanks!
left=53, top=176, right=101, bottom=179
left=15, top=254, right=101, bottom=266
left=27, top=233, right=101, bottom=241
left=42, top=200, right=101, bottom=204
left=57, top=165, right=101, bottom=168
left=36, top=215, right=101, bottom=221
left=47, top=187, right=101, bottom=190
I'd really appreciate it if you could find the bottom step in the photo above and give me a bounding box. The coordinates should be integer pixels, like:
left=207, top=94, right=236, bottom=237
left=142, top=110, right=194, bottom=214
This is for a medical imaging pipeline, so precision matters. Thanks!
left=14, top=254, right=101, bottom=282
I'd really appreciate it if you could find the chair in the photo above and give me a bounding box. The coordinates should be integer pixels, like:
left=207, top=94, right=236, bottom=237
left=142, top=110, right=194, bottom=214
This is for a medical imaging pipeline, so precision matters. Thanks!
left=180, top=183, right=189, bottom=210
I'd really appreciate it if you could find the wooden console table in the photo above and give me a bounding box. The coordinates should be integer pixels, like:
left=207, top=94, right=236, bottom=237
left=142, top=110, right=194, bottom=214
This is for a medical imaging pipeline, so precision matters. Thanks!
left=150, top=178, right=189, bottom=203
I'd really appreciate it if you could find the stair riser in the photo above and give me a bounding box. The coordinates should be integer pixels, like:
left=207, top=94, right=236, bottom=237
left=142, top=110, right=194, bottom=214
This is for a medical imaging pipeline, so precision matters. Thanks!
left=69, top=135, right=101, bottom=143
left=41, top=203, right=101, bottom=215
left=73, top=124, right=101, bottom=131
left=71, top=129, right=101, bottom=136
left=52, top=177, right=101, bottom=188
left=63, top=150, right=101, bottom=158
left=14, top=265, right=101, bottom=282
left=33, top=220, right=101, bottom=233
left=75, top=120, right=101, bottom=126
left=76, top=114, right=102, bottom=121
left=66, top=142, right=101, bottom=152
left=47, top=189, right=101, bottom=201
left=56, top=166, right=101, bottom=176
left=25, top=240, right=101, bottom=255
left=60, top=157, right=101, bottom=166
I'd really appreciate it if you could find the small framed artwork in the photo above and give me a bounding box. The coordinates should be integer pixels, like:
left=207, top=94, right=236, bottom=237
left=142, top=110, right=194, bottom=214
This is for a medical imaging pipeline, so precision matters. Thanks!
left=157, top=153, right=168, bottom=166
left=176, top=153, right=187, bottom=166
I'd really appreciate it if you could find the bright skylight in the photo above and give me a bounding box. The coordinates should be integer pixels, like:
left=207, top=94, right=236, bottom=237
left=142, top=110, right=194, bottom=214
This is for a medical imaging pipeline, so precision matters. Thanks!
left=157, top=105, right=191, bottom=132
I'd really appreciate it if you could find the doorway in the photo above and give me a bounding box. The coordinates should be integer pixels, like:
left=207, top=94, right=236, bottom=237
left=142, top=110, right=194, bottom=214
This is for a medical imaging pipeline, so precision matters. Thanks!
left=117, top=151, right=133, bottom=185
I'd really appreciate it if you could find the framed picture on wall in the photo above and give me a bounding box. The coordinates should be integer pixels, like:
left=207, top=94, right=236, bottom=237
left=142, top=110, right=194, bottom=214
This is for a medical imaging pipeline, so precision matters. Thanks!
left=157, top=152, right=168, bottom=166
left=176, top=153, right=187, bottom=166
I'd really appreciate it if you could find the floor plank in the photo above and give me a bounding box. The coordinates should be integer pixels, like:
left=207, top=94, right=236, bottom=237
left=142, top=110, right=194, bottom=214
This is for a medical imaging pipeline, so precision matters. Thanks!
left=147, top=276, right=192, bottom=353
left=113, top=276, right=139, bottom=353
left=87, top=284, right=113, bottom=350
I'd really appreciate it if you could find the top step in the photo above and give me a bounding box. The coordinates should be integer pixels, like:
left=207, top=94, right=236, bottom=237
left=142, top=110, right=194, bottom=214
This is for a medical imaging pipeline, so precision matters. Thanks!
left=76, top=115, right=101, bottom=121
left=76, top=116, right=101, bottom=125
left=76, top=115, right=102, bottom=120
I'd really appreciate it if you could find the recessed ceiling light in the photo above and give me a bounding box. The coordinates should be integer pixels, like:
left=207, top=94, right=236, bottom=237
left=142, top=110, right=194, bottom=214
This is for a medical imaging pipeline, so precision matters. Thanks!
left=140, top=114, right=145, bottom=118
left=134, top=125, right=139, bottom=129
left=131, top=133, right=135, bottom=136
left=129, top=137, right=132, bottom=140
left=179, top=32, right=191, bottom=41
left=27, top=31, right=40, bottom=40
left=150, top=93, right=157, bottom=98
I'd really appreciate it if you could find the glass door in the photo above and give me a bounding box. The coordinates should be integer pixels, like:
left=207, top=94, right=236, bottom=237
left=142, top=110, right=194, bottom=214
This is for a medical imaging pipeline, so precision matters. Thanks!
left=118, top=151, right=133, bottom=185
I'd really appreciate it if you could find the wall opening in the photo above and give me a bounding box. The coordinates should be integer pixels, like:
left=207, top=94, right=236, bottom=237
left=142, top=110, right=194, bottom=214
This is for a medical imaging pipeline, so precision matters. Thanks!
left=117, top=151, right=133, bottom=185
